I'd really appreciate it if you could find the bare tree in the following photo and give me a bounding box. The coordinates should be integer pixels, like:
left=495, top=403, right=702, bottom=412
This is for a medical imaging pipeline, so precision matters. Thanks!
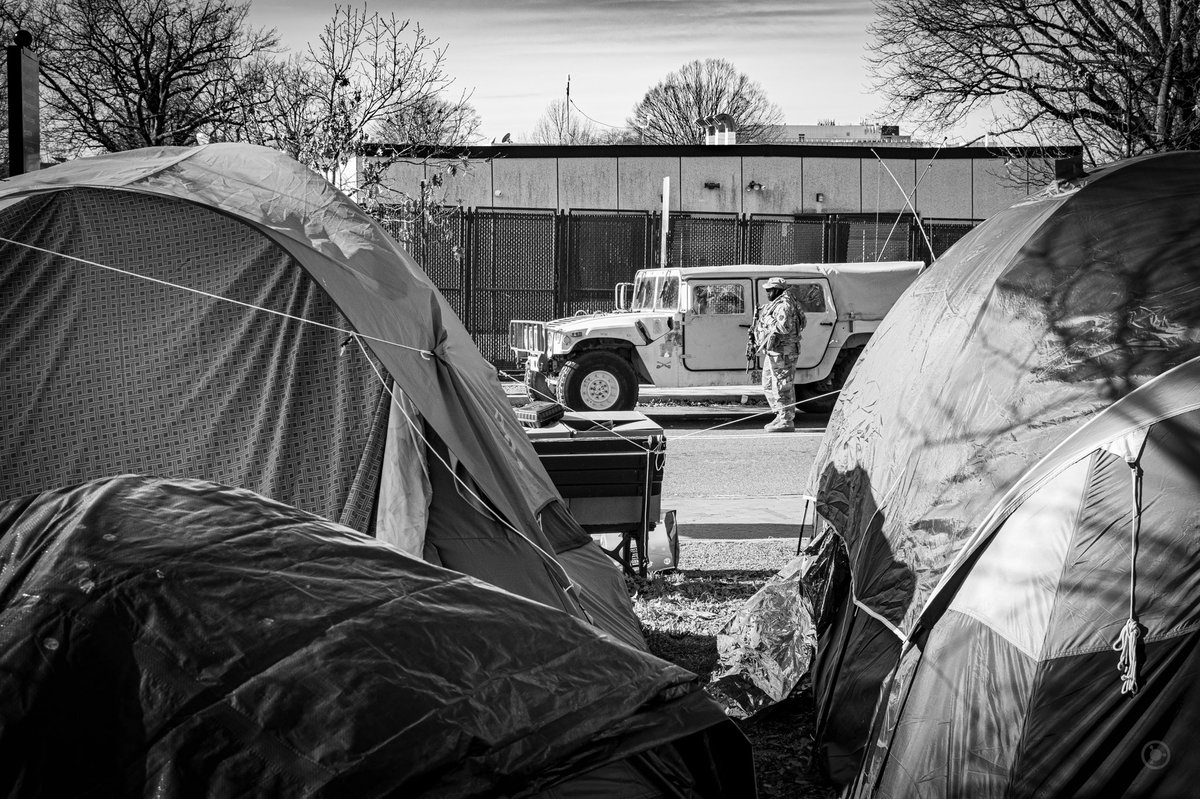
left=229, top=6, right=485, bottom=258
left=870, top=0, right=1200, bottom=161
left=0, top=31, right=9, bottom=171
left=376, top=92, right=481, bottom=147
left=1, top=0, right=277, bottom=157
left=219, top=55, right=302, bottom=146
left=529, top=99, right=605, bottom=144
left=219, top=5, right=476, bottom=200
left=627, top=58, right=785, bottom=145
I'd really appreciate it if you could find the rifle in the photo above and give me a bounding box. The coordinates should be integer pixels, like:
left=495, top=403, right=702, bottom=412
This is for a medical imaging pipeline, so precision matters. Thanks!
left=745, top=326, right=757, bottom=379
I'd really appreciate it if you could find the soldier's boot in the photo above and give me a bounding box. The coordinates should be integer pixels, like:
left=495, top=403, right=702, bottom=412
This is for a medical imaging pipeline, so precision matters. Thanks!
left=763, top=413, right=795, bottom=432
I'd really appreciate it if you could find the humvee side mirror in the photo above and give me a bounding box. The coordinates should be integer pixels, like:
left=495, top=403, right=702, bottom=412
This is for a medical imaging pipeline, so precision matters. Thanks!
left=614, top=282, right=633, bottom=311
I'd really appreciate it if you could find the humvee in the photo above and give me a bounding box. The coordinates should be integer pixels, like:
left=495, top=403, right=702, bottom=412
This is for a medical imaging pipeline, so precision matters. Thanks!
left=510, top=261, right=923, bottom=412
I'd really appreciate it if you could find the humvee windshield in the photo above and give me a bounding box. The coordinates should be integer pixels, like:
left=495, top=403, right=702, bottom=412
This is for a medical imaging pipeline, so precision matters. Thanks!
left=631, top=272, right=680, bottom=312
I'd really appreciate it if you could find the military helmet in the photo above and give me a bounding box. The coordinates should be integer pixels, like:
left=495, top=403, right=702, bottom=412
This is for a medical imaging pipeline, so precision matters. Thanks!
left=764, top=277, right=788, bottom=290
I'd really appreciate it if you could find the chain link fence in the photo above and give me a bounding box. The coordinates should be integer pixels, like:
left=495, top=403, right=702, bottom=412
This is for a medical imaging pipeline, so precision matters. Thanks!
left=372, top=206, right=980, bottom=369
left=565, top=210, right=654, bottom=315
left=745, top=215, right=827, bottom=264
left=667, top=213, right=742, bottom=268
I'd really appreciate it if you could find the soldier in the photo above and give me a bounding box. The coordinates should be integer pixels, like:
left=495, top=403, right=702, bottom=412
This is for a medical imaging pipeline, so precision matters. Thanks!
left=749, top=276, right=806, bottom=432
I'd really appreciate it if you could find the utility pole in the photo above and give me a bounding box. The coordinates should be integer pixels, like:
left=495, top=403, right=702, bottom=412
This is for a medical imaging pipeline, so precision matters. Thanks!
left=7, top=29, right=40, bottom=176
left=660, top=177, right=669, bottom=268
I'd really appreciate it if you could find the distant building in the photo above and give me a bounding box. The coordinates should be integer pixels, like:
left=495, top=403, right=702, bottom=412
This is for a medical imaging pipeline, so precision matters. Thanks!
left=352, top=141, right=1073, bottom=221
left=348, top=138, right=1080, bottom=368
left=752, top=123, right=921, bottom=146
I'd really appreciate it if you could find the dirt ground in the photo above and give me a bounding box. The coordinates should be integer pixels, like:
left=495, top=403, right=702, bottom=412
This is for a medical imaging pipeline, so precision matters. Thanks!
left=629, top=539, right=837, bottom=799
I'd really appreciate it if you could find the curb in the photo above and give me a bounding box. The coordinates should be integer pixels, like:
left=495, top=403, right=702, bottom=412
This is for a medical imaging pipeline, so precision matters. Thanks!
left=507, top=397, right=768, bottom=422
left=503, top=387, right=772, bottom=421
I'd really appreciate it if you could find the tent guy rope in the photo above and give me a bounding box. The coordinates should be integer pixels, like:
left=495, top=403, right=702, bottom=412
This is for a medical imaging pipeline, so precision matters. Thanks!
left=870, top=142, right=943, bottom=263
left=0, top=236, right=436, bottom=360
left=352, top=335, right=583, bottom=604
left=495, top=368, right=839, bottom=448
left=1113, top=459, right=1144, bottom=695
left=6, top=232, right=827, bottom=537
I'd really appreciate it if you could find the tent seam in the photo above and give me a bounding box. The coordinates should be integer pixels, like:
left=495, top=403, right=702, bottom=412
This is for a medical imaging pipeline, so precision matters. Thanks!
left=1038, top=451, right=1099, bottom=661
left=1002, top=451, right=1098, bottom=798
left=918, top=357, right=1200, bottom=628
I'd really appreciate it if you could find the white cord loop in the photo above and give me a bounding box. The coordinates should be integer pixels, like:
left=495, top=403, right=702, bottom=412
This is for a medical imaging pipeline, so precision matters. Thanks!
left=1113, top=618, right=1141, bottom=695
left=1113, top=460, right=1144, bottom=695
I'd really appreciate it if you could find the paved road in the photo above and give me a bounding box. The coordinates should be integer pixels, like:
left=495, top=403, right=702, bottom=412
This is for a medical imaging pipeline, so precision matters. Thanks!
left=502, top=378, right=831, bottom=544
left=656, top=413, right=828, bottom=544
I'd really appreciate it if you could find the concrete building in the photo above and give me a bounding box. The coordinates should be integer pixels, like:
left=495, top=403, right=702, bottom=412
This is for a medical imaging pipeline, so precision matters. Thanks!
left=764, top=123, right=917, bottom=145
left=353, top=142, right=1075, bottom=222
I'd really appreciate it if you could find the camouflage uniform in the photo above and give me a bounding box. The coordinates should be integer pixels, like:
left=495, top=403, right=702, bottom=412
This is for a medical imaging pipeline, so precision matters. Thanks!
left=751, top=286, right=806, bottom=426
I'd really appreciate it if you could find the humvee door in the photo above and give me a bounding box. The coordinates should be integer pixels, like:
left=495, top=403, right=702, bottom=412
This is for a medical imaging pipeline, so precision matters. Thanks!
left=680, top=279, right=753, bottom=371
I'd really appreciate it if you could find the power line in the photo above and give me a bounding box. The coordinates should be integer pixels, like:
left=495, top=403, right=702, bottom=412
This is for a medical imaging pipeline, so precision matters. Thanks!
left=568, top=97, right=627, bottom=130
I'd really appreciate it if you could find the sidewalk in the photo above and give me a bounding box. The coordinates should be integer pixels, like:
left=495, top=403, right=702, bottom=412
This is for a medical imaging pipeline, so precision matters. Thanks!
left=667, top=495, right=814, bottom=545
left=503, top=380, right=818, bottom=545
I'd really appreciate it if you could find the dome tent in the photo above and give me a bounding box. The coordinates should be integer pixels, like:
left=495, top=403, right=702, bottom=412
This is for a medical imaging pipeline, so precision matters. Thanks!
left=0, top=144, right=755, bottom=795
left=0, top=143, right=637, bottom=646
left=798, top=150, right=1200, bottom=788
left=853, top=356, right=1200, bottom=797
left=0, top=475, right=752, bottom=797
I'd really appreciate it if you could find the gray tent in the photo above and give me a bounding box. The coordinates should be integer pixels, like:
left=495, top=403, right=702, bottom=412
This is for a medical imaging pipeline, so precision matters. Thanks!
left=799, top=150, right=1200, bottom=791
left=0, top=143, right=636, bottom=647
left=0, top=146, right=758, bottom=791
left=854, top=355, right=1200, bottom=797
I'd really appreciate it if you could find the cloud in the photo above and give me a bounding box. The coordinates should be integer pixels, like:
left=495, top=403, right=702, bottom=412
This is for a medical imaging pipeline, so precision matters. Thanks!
left=422, top=0, right=873, bottom=39
left=258, top=0, right=884, bottom=141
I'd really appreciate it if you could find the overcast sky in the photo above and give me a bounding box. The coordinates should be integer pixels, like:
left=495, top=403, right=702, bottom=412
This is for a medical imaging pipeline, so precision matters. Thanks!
left=247, top=0, right=915, bottom=142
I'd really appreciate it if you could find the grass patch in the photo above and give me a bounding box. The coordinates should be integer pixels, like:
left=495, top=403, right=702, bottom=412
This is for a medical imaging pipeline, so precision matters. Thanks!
left=629, top=547, right=836, bottom=799
left=632, top=568, right=773, bottom=676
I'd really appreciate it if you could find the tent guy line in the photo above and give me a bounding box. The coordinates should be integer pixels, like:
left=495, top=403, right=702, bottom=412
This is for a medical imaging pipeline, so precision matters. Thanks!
left=0, top=233, right=828, bottom=470
left=666, top=391, right=839, bottom=444
left=352, top=334, right=584, bottom=605
left=4, top=226, right=822, bottom=457
left=1, top=226, right=580, bottom=609
left=5, top=226, right=798, bottom=518
left=0, top=235, right=437, bottom=360
left=496, top=368, right=839, bottom=449
left=869, top=144, right=941, bottom=262
left=1114, top=455, right=1143, bottom=695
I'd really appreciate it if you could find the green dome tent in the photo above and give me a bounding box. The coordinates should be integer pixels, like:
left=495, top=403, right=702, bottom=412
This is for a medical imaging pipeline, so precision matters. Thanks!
left=800, top=150, right=1200, bottom=790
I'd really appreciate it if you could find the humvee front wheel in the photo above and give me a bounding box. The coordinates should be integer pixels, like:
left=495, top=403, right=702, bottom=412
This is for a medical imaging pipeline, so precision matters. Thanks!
left=557, top=351, right=639, bottom=412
